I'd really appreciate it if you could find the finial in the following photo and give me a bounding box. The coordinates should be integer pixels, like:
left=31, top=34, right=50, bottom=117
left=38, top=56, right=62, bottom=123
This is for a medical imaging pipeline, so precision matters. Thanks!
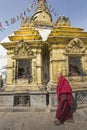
left=55, top=15, right=71, bottom=27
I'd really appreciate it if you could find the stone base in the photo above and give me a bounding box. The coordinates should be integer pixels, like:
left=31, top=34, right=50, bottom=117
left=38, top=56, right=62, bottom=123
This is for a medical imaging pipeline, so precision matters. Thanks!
left=0, top=91, right=47, bottom=108
left=30, top=91, right=47, bottom=107
left=48, top=91, right=78, bottom=110
left=0, top=89, right=87, bottom=110
left=49, top=91, right=58, bottom=108
left=0, top=92, right=14, bottom=107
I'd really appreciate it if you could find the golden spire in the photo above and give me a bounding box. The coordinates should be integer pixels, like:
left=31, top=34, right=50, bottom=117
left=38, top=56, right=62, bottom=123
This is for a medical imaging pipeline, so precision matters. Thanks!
left=32, top=0, right=53, bottom=26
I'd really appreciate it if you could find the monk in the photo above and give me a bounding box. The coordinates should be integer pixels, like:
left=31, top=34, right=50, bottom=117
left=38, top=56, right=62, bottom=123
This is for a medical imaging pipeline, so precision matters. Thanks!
left=54, top=71, right=74, bottom=125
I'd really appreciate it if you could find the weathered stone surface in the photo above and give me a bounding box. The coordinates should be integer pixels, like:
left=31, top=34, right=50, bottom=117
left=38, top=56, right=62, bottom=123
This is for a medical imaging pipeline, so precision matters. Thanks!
left=30, top=92, right=47, bottom=107
left=0, top=95, right=14, bottom=106
left=49, top=91, right=58, bottom=107
left=0, top=109, right=87, bottom=130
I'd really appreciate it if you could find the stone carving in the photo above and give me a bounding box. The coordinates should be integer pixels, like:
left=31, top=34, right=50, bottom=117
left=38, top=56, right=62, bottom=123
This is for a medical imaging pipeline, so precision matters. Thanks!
left=14, top=40, right=34, bottom=59
left=66, top=38, right=85, bottom=53
left=14, top=95, right=30, bottom=106
left=47, top=82, right=57, bottom=91
left=19, top=96, right=25, bottom=105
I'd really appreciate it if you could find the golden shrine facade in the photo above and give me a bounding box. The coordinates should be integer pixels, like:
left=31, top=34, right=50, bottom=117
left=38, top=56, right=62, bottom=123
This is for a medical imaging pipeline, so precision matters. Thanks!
left=2, top=21, right=87, bottom=92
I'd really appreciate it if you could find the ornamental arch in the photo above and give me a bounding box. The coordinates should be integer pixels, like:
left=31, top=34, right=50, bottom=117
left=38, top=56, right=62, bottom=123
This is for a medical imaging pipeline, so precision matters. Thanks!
left=65, top=38, right=86, bottom=79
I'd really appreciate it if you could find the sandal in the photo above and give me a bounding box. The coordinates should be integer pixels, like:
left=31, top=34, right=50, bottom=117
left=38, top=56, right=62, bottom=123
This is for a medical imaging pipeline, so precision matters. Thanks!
left=66, top=118, right=74, bottom=123
left=54, top=119, right=61, bottom=125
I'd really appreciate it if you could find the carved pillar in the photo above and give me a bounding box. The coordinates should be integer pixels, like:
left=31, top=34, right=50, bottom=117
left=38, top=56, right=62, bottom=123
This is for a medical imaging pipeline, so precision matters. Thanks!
left=81, top=55, right=87, bottom=77
left=49, top=45, right=66, bottom=83
left=49, top=46, right=59, bottom=82
left=49, top=49, right=54, bottom=82
left=32, top=59, right=37, bottom=84
left=12, top=61, right=15, bottom=84
left=84, top=56, right=87, bottom=73
left=36, top=48, right=43, bottom=85
left=6, top=50, right=14, bottom=85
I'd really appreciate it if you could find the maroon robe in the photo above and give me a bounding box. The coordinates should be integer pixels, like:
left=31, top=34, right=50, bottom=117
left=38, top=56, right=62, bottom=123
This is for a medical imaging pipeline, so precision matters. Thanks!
left=56, top=76, right=73, bottom=122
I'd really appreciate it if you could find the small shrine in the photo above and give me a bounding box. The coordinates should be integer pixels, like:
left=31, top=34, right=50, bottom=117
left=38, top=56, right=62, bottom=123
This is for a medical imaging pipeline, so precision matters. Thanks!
left=47, top=16, right=87, bottom=90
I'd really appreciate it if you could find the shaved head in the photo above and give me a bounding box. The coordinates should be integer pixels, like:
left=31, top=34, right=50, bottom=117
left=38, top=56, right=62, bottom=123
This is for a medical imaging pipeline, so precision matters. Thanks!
left=57, top=71, right=62, bottom=78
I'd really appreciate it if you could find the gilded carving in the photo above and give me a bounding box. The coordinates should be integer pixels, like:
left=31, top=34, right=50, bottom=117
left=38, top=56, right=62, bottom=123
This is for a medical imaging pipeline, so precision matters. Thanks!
left=21, top=17, right=25, bottom=27
left=66, top=38, right=85, bottom=53
left=56, top=16, right=71, bottom=26
left=14, top=40, right=34, bottom=59
left=21, top=16, right=34, bottom=27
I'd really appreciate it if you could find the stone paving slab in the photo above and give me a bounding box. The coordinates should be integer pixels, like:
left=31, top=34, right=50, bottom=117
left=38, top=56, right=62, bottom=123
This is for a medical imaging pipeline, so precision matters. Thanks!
left=0, top=109, right=87, bottom=130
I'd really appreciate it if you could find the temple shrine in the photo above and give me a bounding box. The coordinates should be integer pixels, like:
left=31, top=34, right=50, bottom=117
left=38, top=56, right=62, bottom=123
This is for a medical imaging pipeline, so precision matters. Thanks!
left=1, top=0, right=87, bottom=108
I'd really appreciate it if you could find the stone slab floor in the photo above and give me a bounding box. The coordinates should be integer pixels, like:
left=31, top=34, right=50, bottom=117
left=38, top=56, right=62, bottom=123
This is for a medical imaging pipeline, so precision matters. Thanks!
left=0, top=109, right=87, bottom=130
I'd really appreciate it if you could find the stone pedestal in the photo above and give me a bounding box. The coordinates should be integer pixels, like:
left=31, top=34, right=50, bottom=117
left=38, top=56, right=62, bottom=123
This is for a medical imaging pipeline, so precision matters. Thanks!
left=49, top=91, right=58, bottom=108
left=48, top=91, right=78, bottom=110
left=30, top=91, right=47, bottom=107
left=0, top=92, right=14, bottom=107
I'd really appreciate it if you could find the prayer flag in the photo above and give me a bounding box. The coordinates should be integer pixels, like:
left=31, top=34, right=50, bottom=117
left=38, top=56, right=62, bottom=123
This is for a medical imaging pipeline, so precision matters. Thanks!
left=0, top=22, right=2, bottom=27
left=5, top=20, right=9, bottom=26
left=0, top=29, right=3, bottom=32
left=24, top=11, right=26, bottom=16
left=13, top=17, right=16, bottom=22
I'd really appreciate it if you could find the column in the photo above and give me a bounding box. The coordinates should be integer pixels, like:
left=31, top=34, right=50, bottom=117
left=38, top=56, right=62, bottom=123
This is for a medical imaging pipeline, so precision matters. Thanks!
left=6, top=50, right=14, bottom=85
left=36, top=48, right=43, bottom=85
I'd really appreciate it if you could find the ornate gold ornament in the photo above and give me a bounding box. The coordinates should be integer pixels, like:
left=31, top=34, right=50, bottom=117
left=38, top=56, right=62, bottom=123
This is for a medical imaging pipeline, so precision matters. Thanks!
left=66, top=38, right=85, bottom=53
left=13, top=40, right=34, bottom=59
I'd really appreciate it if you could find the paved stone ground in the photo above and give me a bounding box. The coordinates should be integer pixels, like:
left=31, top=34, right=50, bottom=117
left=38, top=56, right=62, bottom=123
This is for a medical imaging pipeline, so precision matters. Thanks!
left=0, top=108, right=87, bottom=130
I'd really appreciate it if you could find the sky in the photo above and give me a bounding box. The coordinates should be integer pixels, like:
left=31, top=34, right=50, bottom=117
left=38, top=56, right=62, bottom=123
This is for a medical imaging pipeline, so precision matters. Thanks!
left=0, top=0, right=87, bottom=71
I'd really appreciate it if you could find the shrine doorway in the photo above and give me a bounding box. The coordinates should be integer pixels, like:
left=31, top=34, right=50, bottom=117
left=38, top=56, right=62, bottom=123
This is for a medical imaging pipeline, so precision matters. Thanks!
left=16, top=59, right=32, bottom=82
left=42, top=46, right=50, bottom=85
left=68, top=56, right=83, bottom=76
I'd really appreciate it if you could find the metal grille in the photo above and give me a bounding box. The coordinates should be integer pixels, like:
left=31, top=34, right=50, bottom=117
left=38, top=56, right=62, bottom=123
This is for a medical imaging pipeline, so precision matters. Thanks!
left=76, top=91, right=87, bottom=104
left=14, top=94, right=30, bottom=107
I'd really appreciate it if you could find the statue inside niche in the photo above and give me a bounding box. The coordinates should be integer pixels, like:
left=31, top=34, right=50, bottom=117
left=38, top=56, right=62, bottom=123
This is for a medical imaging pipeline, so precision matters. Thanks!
left=69, top=63, right=81, bottom=76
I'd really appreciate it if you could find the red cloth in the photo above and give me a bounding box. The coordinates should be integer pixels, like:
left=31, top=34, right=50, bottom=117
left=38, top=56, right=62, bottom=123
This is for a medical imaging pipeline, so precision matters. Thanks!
left=56, top=76, right=72, bottom=106
left=56, top=94, right=73, bottom=122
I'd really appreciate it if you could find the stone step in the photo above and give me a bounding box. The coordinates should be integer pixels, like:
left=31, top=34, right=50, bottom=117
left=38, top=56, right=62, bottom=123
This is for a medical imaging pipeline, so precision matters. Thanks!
left=0, top=106, right=48, bottom=112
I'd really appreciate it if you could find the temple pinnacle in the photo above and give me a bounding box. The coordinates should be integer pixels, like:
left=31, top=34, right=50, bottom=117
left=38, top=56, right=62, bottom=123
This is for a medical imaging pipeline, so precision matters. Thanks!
left=32, top=0, right=53, bottom=26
